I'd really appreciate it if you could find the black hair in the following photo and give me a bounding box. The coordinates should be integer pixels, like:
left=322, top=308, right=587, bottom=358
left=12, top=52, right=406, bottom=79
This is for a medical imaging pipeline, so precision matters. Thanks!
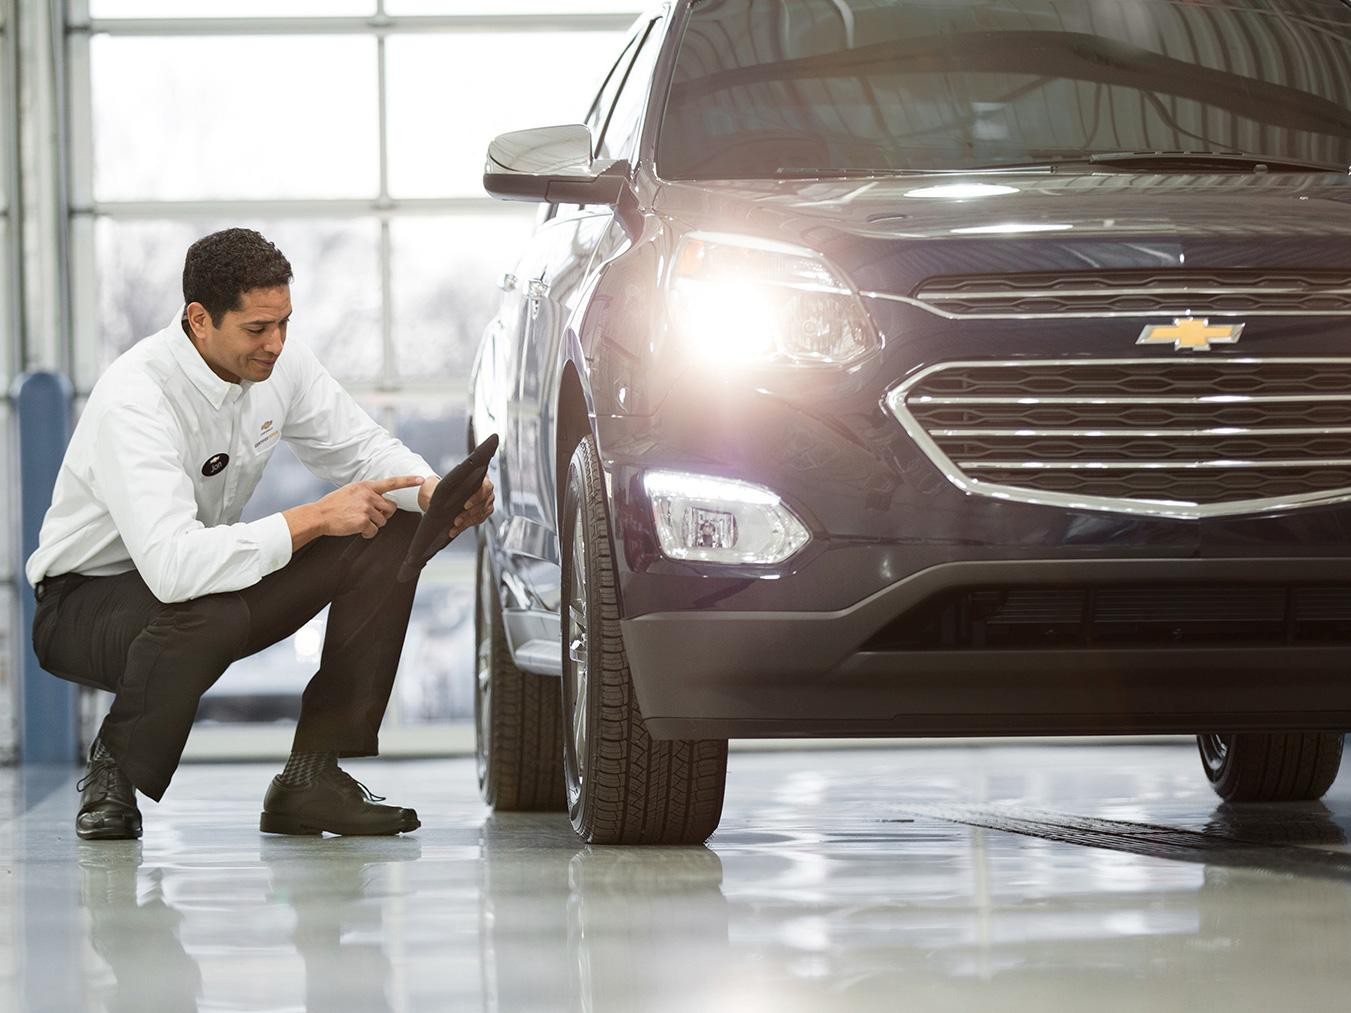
left=182, top=228, right=293, bottom=326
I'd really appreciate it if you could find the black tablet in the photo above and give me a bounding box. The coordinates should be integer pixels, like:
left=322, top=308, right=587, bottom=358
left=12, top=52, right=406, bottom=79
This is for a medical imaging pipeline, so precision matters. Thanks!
left=396, top=433, right=499, bottom=583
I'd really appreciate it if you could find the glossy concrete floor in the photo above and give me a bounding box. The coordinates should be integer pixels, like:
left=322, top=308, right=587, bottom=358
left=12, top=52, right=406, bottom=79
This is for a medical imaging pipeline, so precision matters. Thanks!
left=3, top=742, right=1351, bottom=1012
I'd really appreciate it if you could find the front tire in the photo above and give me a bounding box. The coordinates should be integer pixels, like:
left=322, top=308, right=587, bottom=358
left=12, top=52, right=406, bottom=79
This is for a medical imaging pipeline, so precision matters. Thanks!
left=560, top=435, right=729, bottom=844
left=474, top=539, right=566, bottom=811
left=1197, top=732, right=1343, bottom=802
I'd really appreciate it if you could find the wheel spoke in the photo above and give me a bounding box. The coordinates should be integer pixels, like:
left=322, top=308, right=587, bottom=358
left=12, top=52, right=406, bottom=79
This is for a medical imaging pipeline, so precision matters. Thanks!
left=568, top=514, right=591, bottom=785
left=475, top=545, right=494, bottom=790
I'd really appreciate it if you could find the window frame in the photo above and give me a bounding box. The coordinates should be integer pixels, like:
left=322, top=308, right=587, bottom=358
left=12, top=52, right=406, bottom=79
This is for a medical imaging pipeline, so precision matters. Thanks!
left=594, top=18, right=659, bottom=163
left=585, top=29, right=641, bottom=154
left=63, top=4, right=642, bottom=398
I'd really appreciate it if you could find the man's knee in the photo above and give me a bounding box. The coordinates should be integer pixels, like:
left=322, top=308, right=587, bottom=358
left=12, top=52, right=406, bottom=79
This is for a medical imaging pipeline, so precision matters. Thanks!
left=388, top=509, right=419, bottom=539
left=337, top=510, right=421, bottom=589
left=375, top=510, right=420, bottom=558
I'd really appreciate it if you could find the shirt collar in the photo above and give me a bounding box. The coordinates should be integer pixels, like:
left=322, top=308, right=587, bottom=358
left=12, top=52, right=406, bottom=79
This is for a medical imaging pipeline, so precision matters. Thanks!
left=166, top=305, right=251, bottom=410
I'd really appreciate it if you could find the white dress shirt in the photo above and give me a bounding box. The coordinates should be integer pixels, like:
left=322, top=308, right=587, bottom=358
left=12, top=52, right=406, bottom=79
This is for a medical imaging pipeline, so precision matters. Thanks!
left=26, top=307, right=437, bottom=603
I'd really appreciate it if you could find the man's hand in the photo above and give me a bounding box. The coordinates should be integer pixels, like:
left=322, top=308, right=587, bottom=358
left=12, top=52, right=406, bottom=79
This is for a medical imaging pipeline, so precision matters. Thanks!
left=319, top=475, right=426, bottom=539
left=418, top=475, right=496, bottom=540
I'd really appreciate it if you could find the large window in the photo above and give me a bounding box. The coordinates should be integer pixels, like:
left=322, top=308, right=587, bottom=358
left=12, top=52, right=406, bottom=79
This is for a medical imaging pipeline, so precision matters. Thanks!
left=65, top=3, right=638, bottom=733
left=0, top=0, right=15, bottom=761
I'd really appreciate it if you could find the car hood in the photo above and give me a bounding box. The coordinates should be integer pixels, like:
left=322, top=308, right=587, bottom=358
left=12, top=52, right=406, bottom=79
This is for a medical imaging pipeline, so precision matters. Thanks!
left=652, top=172, right=1351, bottom=295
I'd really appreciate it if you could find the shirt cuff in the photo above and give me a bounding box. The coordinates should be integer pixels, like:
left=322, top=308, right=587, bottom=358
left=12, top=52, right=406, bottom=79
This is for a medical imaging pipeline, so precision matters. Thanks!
left=387, top=473, right=439, bottom=514
left=253, top=512, right=294, bottom=577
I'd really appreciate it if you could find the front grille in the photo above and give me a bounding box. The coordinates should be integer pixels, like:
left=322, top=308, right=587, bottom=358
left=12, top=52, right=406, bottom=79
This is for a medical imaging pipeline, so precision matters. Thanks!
left=864, top=584, right=1351, bottom=651
left=913, top=269, right=1351, bottom=318
left=887, top=358, right=1351, bottom=518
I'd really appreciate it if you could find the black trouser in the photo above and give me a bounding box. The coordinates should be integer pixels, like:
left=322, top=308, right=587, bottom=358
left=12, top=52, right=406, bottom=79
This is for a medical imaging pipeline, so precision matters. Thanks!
left=31, top=510, right=422, bottom=801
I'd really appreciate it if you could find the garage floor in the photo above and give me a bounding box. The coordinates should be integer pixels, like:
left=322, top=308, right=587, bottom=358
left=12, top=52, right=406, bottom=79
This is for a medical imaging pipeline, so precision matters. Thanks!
left=3, top=742, right=1350, bottom=1012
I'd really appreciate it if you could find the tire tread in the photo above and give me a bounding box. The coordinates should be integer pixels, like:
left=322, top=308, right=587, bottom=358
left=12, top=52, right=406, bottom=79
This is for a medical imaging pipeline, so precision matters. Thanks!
left=1199, top=731, right=1343, bottom=802
left=477, top=544, right=566, bottom=812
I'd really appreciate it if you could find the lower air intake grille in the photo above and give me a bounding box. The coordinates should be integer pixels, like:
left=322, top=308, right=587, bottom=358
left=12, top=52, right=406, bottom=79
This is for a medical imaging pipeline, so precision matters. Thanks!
left=864, top=585, right=1351, bottom=651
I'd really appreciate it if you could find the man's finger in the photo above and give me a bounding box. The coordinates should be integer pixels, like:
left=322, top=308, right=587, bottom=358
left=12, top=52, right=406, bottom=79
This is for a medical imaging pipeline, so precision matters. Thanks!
left=465, top=479, right=494, bottom=508
left=460, top=496, right=494, bottom=521
left=368, top=475, right=427, bottom=494
left=364, top=491, right=396, bottom=518
left=368, top=506, right=388, bottom=528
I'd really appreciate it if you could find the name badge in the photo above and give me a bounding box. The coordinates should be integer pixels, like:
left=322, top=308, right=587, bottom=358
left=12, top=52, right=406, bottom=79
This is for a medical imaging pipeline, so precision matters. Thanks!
left=202, top=453, right=230, bottom=477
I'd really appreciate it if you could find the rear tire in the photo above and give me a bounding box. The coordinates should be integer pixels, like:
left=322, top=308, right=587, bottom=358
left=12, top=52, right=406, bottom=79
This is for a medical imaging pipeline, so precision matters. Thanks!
left=474, top=539, right=566, bottom=811
left=1197, top=732, right=1343, bottom=802
left=560, top=435, right=728, bottom=844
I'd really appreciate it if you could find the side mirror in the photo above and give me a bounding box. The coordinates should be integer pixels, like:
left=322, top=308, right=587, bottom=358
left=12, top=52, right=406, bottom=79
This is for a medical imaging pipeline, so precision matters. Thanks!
left=483, top=123, right=628, bottom=205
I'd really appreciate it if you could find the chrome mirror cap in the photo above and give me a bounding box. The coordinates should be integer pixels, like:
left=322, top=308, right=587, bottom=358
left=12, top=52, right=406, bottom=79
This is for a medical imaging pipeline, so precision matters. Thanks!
left=483, top=123, right=624, bottom=205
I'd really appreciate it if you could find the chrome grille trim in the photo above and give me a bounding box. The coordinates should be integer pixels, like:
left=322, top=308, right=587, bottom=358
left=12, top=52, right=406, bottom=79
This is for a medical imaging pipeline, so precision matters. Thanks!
left=912, top=394, right=1351, bottom=404
left=925, top=286, right=1351, bottom=301
left=862, top=291, right=1351, bottom=320
left=931, top=427, right=1351, bottom=437
left=885, top=357, right=1351, bottom=519
left=878, top=269, right=1351, bottom=320
left=957, top=459, right=1351, bottom=470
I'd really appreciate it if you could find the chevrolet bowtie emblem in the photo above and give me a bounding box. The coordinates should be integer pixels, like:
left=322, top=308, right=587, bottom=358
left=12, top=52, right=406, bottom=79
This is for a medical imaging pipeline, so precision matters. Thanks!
left=1137, top=317, right=1244, bottom=351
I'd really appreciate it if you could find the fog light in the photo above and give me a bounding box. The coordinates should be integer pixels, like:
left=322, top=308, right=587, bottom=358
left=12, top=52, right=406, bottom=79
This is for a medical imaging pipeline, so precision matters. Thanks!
left=642, top=471, right=809, bottom=565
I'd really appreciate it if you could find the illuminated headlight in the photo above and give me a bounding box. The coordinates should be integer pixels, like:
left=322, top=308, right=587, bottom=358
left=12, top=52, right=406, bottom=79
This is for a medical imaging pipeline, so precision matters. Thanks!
left=668, top=231, right=878, bottom=368
left=643, top=471, right=810, bottom=565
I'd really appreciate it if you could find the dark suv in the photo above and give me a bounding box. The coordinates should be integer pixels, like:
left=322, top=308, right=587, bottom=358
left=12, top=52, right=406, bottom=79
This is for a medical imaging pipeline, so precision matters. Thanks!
left=471, top=0, right=1351, bottom=844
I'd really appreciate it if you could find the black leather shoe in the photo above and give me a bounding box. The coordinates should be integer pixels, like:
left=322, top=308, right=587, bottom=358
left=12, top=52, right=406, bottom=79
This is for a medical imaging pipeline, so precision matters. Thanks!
left=260, top=766, right=420, bottom=837
left=77, top=740, right=143, bottom=841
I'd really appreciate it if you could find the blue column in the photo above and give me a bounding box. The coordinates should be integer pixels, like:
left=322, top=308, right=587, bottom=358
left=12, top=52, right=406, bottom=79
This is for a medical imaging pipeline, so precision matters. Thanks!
left=12, top=371, right=77, bottom=765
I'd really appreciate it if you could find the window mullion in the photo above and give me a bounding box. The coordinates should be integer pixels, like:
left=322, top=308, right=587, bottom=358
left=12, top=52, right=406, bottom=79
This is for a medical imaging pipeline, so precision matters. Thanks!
left=377, top=31, right=396, bottom=391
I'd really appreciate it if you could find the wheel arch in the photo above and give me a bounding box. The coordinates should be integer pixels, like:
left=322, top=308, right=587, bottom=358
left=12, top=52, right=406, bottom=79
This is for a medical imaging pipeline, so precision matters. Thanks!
left=556, top=359, right=593, bottom=521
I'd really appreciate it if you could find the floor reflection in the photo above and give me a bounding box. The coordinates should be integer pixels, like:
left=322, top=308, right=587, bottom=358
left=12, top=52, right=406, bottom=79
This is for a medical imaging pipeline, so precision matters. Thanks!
left=477, top=816, right=728, bottom=1013
left=1202, top=800, right=1350, bottom=847
left=4, top=747, right=1350, bottom=1012
left=260, top=836, right=421, bottom=1013
left=78, top=841, right=201, bottom=1013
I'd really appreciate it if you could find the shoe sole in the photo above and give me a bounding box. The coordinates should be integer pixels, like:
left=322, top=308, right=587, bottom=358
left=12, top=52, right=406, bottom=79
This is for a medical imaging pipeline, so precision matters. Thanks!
left=76, top=819, right=142, bottom=841
left=258, top=811, right=421, bottom=837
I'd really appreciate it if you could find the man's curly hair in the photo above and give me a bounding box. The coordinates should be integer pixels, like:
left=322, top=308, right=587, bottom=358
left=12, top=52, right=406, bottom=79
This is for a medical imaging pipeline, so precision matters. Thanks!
left=182, top=228, right=293, bottom=326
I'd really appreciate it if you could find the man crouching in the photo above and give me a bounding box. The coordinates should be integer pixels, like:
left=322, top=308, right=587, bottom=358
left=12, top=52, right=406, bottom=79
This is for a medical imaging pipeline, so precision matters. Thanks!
left=27, top=227, right=492, bottom=839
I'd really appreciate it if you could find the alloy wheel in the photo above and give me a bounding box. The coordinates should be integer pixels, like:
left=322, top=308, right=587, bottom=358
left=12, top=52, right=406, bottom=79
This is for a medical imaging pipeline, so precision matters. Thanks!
left=1198, top=733, right=1230, bottom=779
left=565, top=516, right=590, bottom=809
left=474, top=544, right=494, bottom=792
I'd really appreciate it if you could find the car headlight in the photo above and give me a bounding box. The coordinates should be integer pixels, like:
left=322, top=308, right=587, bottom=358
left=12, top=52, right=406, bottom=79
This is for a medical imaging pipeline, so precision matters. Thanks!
left=643, top=470, right=810, bottom=566
left=667, top=231, right=879, bottom=368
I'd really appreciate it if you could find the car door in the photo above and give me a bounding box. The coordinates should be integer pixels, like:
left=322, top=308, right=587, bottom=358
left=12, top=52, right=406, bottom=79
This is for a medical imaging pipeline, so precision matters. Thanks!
left=503, top=18, right=663, bottom=612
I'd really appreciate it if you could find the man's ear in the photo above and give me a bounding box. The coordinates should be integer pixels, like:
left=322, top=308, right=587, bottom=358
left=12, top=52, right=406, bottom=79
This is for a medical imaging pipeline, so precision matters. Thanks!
left=184, top=302, right=211, bottom=341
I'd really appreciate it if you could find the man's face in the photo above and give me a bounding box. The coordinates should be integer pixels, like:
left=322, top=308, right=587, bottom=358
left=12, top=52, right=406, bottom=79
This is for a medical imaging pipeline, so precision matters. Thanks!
left=186, top=285, right=291, bottom=384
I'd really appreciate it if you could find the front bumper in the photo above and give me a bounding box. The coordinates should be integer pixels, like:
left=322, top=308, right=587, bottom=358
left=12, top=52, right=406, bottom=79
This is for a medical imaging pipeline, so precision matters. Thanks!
left=621, top=558, right=1351, bottom=740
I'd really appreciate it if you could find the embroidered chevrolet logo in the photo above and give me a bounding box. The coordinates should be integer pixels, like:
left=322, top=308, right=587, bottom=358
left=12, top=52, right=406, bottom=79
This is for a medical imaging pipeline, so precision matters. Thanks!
left=1137, top=318, right=1244, bottom=351
left=261, top=419, right=273, bottom=432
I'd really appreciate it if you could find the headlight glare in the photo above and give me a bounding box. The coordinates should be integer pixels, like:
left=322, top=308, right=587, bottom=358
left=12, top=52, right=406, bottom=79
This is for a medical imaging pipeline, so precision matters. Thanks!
left=668, top=232, right=878, bottom=368
left=643, top=470, right=810, bottom=565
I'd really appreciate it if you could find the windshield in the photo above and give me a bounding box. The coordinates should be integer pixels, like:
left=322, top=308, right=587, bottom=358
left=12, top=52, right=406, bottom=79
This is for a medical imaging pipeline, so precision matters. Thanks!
left=656, top=0, right=1351, bottom=179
